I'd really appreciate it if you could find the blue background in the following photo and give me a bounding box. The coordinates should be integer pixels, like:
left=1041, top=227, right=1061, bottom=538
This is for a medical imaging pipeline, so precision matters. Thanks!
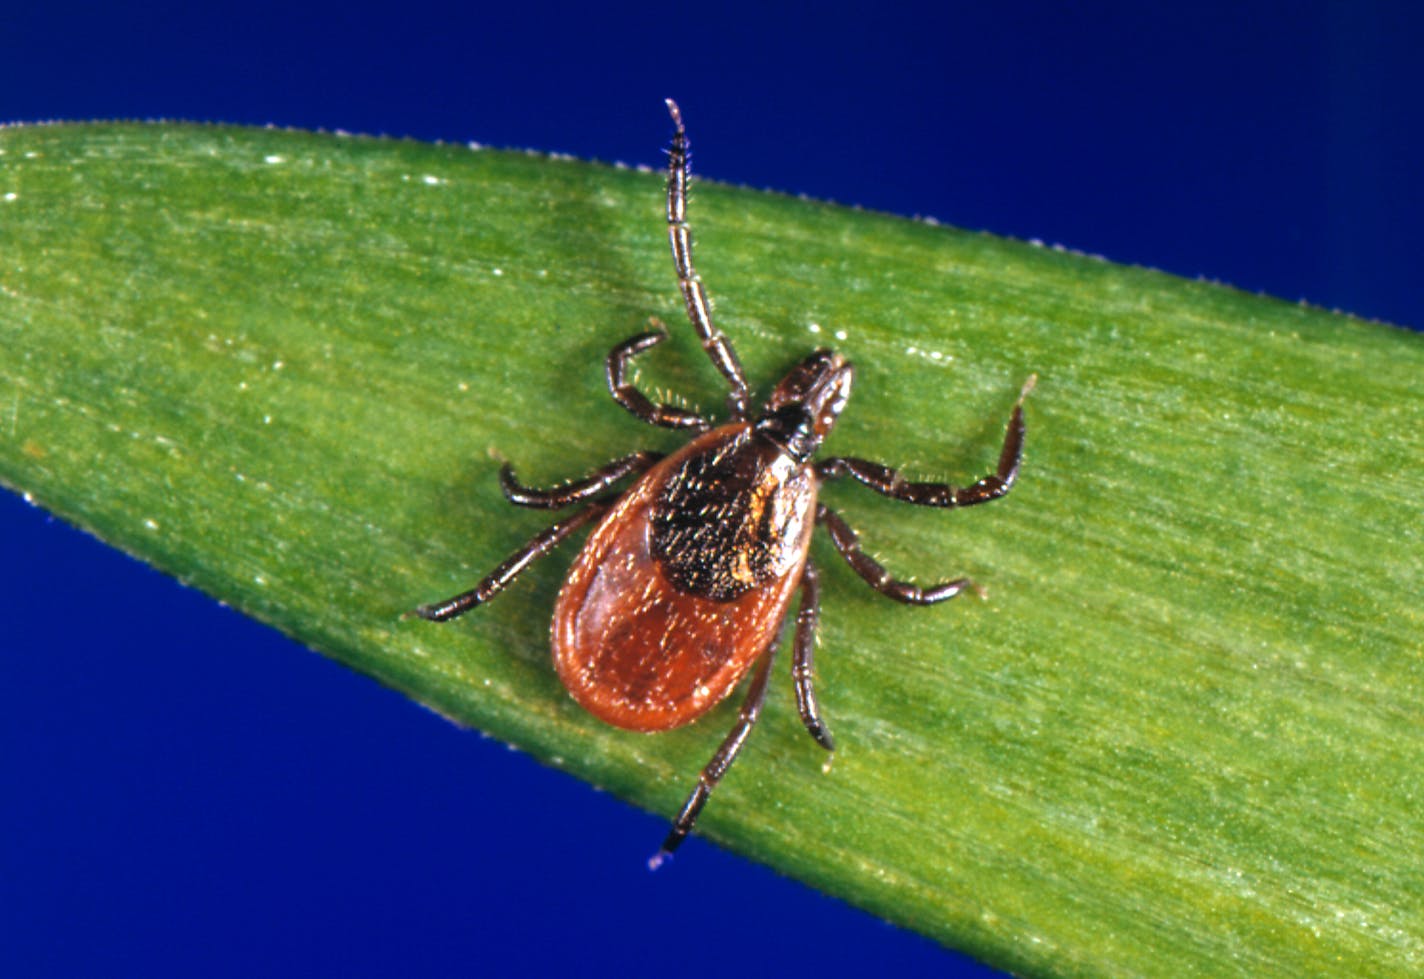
left=3, top=3, right=1420, bottom=976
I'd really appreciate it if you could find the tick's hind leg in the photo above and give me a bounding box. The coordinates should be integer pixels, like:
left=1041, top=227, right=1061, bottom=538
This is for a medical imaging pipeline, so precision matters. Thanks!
left=792, top=561, right=835, bottom=752
left=411, top=501, right=610, bottom=622
left=649, top=634, right=779, bottom=870
left=664, top=99, right=751, bottom=420
left=815, top=375, right=1035, bottom=508
left=817, top=504, right=977, bottom=606
left=500, top=451, right=664, bottom=509
left=606, top=327, right=711, bottom=431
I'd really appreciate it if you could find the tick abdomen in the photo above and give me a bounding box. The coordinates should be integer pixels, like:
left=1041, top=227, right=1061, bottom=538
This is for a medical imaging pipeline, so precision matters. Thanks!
left=552, top=425, right=816, bottom=731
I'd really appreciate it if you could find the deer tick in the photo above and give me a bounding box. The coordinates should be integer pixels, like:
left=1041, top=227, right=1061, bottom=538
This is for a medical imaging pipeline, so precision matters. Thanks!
left=415, top=100, right=1033, bottom=867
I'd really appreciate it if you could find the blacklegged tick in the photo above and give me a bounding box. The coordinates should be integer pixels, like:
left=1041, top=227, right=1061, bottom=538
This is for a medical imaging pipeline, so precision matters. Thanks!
left=415, top=99, right=1034, bottom=868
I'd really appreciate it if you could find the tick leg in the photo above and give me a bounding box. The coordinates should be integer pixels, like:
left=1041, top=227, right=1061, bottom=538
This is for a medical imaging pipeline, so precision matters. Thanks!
left=606, top=327, right=711, bottom=431
left=649, top=633, right=779, bottom=869
left=665, top=99, right=752, bottom=421
left=792, top=561, right=835, bottom=752
left=412, top=501, right=610, bottom=621
left=815, top=375, right=1036, bottom=508
left=499, top=451, right=664, bottom=509
left=817, top=504, right=975, bottom=606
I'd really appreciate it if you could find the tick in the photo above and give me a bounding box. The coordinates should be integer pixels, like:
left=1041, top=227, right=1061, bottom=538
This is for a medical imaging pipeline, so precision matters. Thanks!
left=415, top=100, right=1033, bottom=867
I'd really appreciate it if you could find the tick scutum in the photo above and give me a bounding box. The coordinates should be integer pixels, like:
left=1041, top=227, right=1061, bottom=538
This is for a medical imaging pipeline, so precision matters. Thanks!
left=652, top=425, right=817, bottom=602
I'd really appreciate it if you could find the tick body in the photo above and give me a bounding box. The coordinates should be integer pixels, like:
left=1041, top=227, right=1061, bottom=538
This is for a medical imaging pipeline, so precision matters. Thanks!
left=415, top=100, right=1032, bottom=867
left=554, top=421, right=818, bottom=731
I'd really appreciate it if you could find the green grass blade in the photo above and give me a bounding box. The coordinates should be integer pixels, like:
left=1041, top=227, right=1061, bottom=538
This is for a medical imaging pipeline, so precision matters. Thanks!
left=2, top=122, right=1421, bottom=976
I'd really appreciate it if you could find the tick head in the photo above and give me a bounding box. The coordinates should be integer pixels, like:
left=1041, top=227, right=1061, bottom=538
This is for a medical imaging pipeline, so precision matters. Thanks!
left=757, top=349, right=855, bottom=461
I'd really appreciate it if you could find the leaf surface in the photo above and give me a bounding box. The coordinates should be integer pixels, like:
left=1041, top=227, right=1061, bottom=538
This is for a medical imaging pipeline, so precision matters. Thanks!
left=2, top=122, right=1422, bottom=976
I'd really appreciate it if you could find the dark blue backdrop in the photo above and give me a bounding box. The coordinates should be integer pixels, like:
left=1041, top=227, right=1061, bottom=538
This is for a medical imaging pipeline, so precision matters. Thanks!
left=3, top=4, right=1420, bottom=977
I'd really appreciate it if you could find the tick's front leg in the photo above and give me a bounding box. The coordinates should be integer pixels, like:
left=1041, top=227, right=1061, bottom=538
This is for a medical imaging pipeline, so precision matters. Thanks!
left=664, top=99, right=752, bottom=420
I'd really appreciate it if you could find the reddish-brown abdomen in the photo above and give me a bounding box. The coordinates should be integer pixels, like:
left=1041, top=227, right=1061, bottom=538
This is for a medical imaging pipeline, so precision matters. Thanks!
left=552, top=424, right=816, bottom=731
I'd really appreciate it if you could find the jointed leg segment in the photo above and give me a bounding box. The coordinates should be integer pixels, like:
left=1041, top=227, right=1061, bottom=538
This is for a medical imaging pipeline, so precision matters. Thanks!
left=818, top=504, right=975, bottom=605
left=792, top=561, right=835, bottom=751
left=500, top=451, right=664, bottom=509
left=665, top=99, right=751, bottom=421
left=815, top=375, right=1035, bottom=508
left=650, top=631, right=779, bottom=869
left=605, top=328, right=711, bottom=431
left=412, top=500, right=611, bottom=622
